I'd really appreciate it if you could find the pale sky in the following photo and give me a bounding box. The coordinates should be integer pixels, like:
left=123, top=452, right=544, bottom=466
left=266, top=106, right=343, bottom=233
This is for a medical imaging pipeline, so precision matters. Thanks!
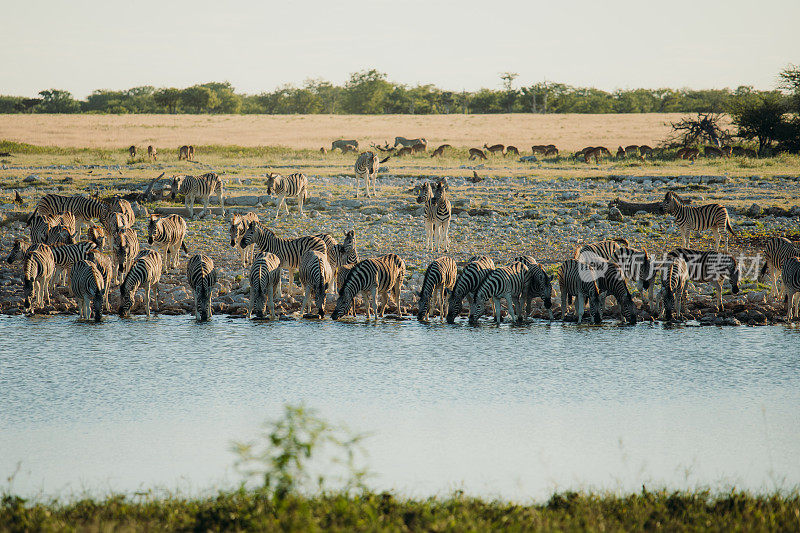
left=2, top=0, right=798, bottom=98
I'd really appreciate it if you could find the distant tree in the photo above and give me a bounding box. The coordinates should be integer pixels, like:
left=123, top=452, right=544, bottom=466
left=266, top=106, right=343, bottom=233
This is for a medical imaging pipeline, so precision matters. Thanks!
left=669, top=113, right=731, bottom=147
left=36, top=89, right=80, bottom=113
left=731, top=94, right=788, bottom=154
left=499, top=72, right=519, bottom=113
left=180, top=86, right=218, bottom=113
left=0, top=96, right=24, bottom=113
left=343, top=69, right=393, bottom=114
left=154, top=88, right=182, bottom=113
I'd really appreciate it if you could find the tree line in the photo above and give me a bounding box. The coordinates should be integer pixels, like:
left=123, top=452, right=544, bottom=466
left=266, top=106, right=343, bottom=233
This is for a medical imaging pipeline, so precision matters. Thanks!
left=0, top=70, right=788, bottom=116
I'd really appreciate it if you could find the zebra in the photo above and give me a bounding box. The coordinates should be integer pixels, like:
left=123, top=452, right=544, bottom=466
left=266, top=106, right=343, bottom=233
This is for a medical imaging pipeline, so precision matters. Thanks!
left=22, top=244, right=55, bottom=313
left=6, top=239, right=34, bottom=264
left=332, top=139, right=359, bottom=152
left=239, top=222, right=327, bottom=296
left=147, top=214, right=188, bottom=272
left=119, top=249, right=163, bottom=318
left=229, top=212, right=260, bottom=268
left=113, top=228, right=140, bottom=284
left=445, top=255, right=496, bottom=323
left=266, top=173, right=308, bottom=219
left=573, top=238, right=630, bottom=261
left=87, top=225, right=107, bottom=251
left=170, top=172, right=225, bottom=218
left=28, top=211, right=77, bottom=244
left=509, top=257, right=554, bottom=320
left=659, top=256, right=689, bottom=321
left=50, top=241, right=100, bottom=287
left=70, top=259, right=105, bottom=322
left=417, top=181, right=452, bottom=251
left=333, top=230, right=359, bottom=271
left=298, top=250, right=333, bottom=318
left=44, top=222, right=77, bottom=246
left=102, top=197, right=135, bottom=240
left=394, top=137, right=426, bottom=148
left=662, top=191, right=735, bottom=252
left=468, top=262, right=530, bottom=325
left=249, top=252, right=282, bottom=319
left=331, top=254, right=405, bottom=320
left=417, top=256, right=457, bottom=322
left=782, top=256, right=800, bottom=321
left=557, top=259, right=602, bottom=324
left=354, top=152, right=379, bottom=198
left=187, top=254, right=218, bottom=321
left=335, top=263, right=357, bottom=317
left=313, top=233, right=339, bottom=272
left=594, top=260, right=638, bottom=324
left=610, top=246, right=655, bottom=305
left=86, top=250, right=112, bottom=312
left=667, top=248, right=740, bottom=311
left=758, top=237, right=800, bottom=300
left=35, top=194, right=108, bottom=234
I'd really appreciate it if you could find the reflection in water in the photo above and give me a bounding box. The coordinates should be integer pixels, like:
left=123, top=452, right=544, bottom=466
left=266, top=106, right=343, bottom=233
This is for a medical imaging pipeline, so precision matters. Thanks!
left=0, top=315, right=798, bottom=499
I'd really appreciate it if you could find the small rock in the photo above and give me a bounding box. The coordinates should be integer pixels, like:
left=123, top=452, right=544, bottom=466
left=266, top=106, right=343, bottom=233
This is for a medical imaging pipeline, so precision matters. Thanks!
left=747, top=203, right=763, bottom=217
left=608, top=207, right=623, bottom=222
left=23, top=175, right=38, bottom=183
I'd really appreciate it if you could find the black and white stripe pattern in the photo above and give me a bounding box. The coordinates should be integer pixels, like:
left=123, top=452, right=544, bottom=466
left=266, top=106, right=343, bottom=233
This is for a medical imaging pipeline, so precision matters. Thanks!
left=610, top=246, right=654, bottom=304
left=782, top=256, right=800, bottom=321
left=6, top=239, right=33, bottom=264
left=594, top=260, right=637, bottom=324
left=35, top=194, right=108, bottom=233
left=314, top=233, right=339, bottom=273
left=229, top=212, right=260, bottom=267
left=44, top=221, right=77, bottom=246
left=87, top=250, right=112, bottom=312
left=249, top=252, right=282, bottom=319
left=335, top=263, right=357, bottom=317
left=354, top=152, right=379, bottom=198
left=119, top=249, right=163, bottom=318
left=103, top=197, right=135, bottom=237
left=758, top=237, right=800, bottom=300
left=70, top=259, right=105, bottom=322
left=147, top=214, right=188, bottom=272
left=28, top=212, right=77, bottom=244
left=557, top=259, right=602, bottom=324
left=22, top=244, right=55, bottom=313
left=662, top=191, right=735, bottom=252
left=510, top=257, right=554, bottom=320
left=187, top=254, right=217, bottom=321
left=659, top=256, right=689, bottom=321
left=417, top=181, right=452, bottom=252
left=170, top=172, right=225, bottom=218
left=417, top=256, right=457, bottom=321
left=266, top=173, right=308, bottom=219
left=299, top=250, right=333, bottom=318
left=469, top=261, right=530, bottom=325
left=445, top=255, right=496, bottom=323
left=50, top=241, right=99, bottom=286
left=87, top=225, right=107, bottom=251
left=113, top=228, right=140, bottom=284
left=240, top=222, right=327, bottom=296
left=668, top=248, right=740, bottom=311
left=331, top=254, right=405, bottom=320
left=573, top=238, right=630, bottom=261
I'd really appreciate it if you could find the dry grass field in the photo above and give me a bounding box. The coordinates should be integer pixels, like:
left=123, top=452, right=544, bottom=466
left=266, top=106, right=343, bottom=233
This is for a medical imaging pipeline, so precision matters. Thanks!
left=0, top=113, right=717, bottom=151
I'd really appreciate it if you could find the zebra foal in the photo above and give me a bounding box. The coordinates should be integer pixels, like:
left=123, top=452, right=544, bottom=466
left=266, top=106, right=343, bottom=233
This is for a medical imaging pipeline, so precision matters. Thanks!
left=249, top=252, right=282, bottom=319
left=187, top=254, right=218, bottom=321
left=119, top=249, right=162, bottom=318
left=417, top=256, right=457, bottom=322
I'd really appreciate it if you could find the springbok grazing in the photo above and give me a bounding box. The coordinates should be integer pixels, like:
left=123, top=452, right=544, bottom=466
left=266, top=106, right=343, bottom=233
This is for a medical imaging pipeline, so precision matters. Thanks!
left=178, top=145, right=190, bottom=160
left=319, top=147, right=327, bottom=155
left=147, top=145, right=157, bottom=161
left=411, top=143, right=427, bottom=154
left=732, top=146, right=758, bottom=158
left=639, top=145, right=653, bottom=158
left=704, top=146, right=727, bottom=158
left=395, top=146, right=413, bottom=157
left=505, top=146, right=520, bottom=156
left=128, top=145, right=136, bottom=158
left=468, top=148, right=487, bottom=161
left=678, top=147, right=700, bottom=161
left=531, top=145, right=549, bottom=155
left=394, top=137, right=426, bottom=148
left=624, top=145, right=640, bottom=158
left=544, top=147, right=559, bottom=157
left=483, top=143, right=504, bottom=156
left=188, top=146, right=195, bottom=160
left=616, top=146, right=626, bottom=159
left=584, top=147, right=610, bottom=163
left=430, top=144, right=452, bottom=157
left=331, top=139, right=359, bottom=152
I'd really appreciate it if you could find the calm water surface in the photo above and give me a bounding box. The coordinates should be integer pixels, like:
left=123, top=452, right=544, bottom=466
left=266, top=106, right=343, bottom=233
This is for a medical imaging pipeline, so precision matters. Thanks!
left=1, top=315, right=798, bottom=500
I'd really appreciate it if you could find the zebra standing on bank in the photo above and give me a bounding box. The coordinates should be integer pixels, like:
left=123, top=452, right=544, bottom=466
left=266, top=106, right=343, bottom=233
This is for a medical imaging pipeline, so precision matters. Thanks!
left=35, top=194, right=108, bottom=234
left=147, top=214, right=188, bottom=272
left=86, top=250, right=112, bottom=312
left=758, top=237, right=800, bottom=300
left=354, top=151, right=379, bottom=198
left=50, top=241, right=99, bottom=287
left=594, top=260, right=638, bottom=325
left=659, top=256, right=689, bottom=321
left=22, top=244, right=55, bottom=314
left=610, top=246, right=655, bottom=305
left=445, top=255, right=496, bottom=323
left=187, top=254, right=218, bottom=321
left=170, top=172, right=225, bottom=219
left=266, top=173, right=308, bottom=219
left=314, top=233, right=339, bottom=273
left=782, top=256, right=800, bottom=321
left=70, top=259, right=105, bottom=322
left=509, top=257, right=554, bottom=320
left=44, top=222, right=77, bottom=246
left=103, top=197, right=135, bottom=235
left=119, top=249, right=163, bottom=318
left=28, top=211, right=77, bottom=244
left=662, top=191, right=735, bottom=252
left=333, top=230, right=359, bottom=270
left=113, top=228, right=140, bottom=284
left=249, top=252, right=282, bottom=319
left=573, top=238, right=630, bottom=261
left=668, top=248, right=740, bottom=311
left=417, top=181, right=452, bottom=252
left=557, top=259, right=602, bottom=324
left=417, top=256, right=458, bottom=322
left=239, top=222, right=327, bottom=296
left=229, top=212, right=260, bottom=268
left=298, top=250, right=334, bottom=318
left=331, top=254, right=405, bottom=320
left=468, top=261, right=531, bottom=325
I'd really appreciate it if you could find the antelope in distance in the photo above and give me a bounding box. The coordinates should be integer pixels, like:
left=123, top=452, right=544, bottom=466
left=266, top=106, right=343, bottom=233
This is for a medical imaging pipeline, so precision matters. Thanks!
left=574, top=146, right=594, bottom=160
left=430, top=144, right=452, bottom=157
left=411, top=143, right=427, bottom=154
left=704, top=146, right=728, bottom=158
left=332, top=139, right=359, bottom=152
left=616, top=146, right=626, bottom=159
left=639, top=145, right=654, bottom=158
left=531, top=145, right=550, bottom=155
left=319, top=147, right=327, bottom=155
left=128, top=145, right=136, bottom=158
left=483, top=143, right=504, bottom=156
left=395, top=146, right=414, bottom=157
left=678, top=147, right=700, bottom=161
left=584, top=146, right=611, bottom=163
left=188, top=145, right=195, bottom=160
left=178, top=145, right=190, bottom=160
left=468, top=148, right=487, bottom=160
left=505, top=146, right=520, bottom=156
left=544, top=146, right=559, bottom=157
left=394, top=137, right=427, bottom=148
left=147, top=145, right=157, bottom=161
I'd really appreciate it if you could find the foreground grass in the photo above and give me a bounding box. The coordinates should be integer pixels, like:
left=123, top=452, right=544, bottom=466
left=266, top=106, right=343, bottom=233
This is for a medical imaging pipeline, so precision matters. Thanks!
left=2, top=489, right=798, bottom=532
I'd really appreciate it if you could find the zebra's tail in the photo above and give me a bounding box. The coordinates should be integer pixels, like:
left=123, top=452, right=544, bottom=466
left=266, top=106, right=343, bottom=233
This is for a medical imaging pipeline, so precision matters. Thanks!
left=758, top=261, right=769, bottom=280
left=726, top=218, right=735, bottom=236
left=181, top=241, right=189, bottom=254
left=25, top=207, right=38, bottom=226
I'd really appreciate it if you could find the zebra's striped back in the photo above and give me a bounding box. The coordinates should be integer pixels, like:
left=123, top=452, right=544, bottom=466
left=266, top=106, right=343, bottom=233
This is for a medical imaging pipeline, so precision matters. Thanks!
left=557, top=259, right=602, bottom=324
left=574, top=239, right=628, bottom=261
left=446, top=256, right=495, bottom=323
left=661, top=256, right=689, bottom=321
left=119, top=249, right=162, bottom=317
left=187, top=254, right=217, bottom=321
left=761, top=237, right=800, bottom=276
left=71, top=259, right=105, bottom=322
left=417, top=256, right=457, bottom=321
left=610, top=246, right=653, bottom=288
left=469, top=262, right=530, bottom=324
left=668, top=248, right=740, bottom=291
left=173, top=172, right=223, bottom=198
left=595, top=260, right=637, bottom=324
left=782, top=256, right=800, bottom=320
left=249, top=252, right=281, bottom=319
left=266, top=173, right=308, bottom=198
left=51, top=241, right=99, bottom=268
left=36, top=194, right=108, bottom=224
left=240, top=222, right=327, bottom=272
left=104, top=197, right=134, bottom=233
left=230, top=212, right=260, bottom=248
left=314, top=233, right=339, bottom=270
left=44, top=222, right=77, bottom=246
left=299, top=250, right=333, bottom=317
left=332, top=255, right=404, bottom=319
left=148, top=214, right=187, bottom=248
